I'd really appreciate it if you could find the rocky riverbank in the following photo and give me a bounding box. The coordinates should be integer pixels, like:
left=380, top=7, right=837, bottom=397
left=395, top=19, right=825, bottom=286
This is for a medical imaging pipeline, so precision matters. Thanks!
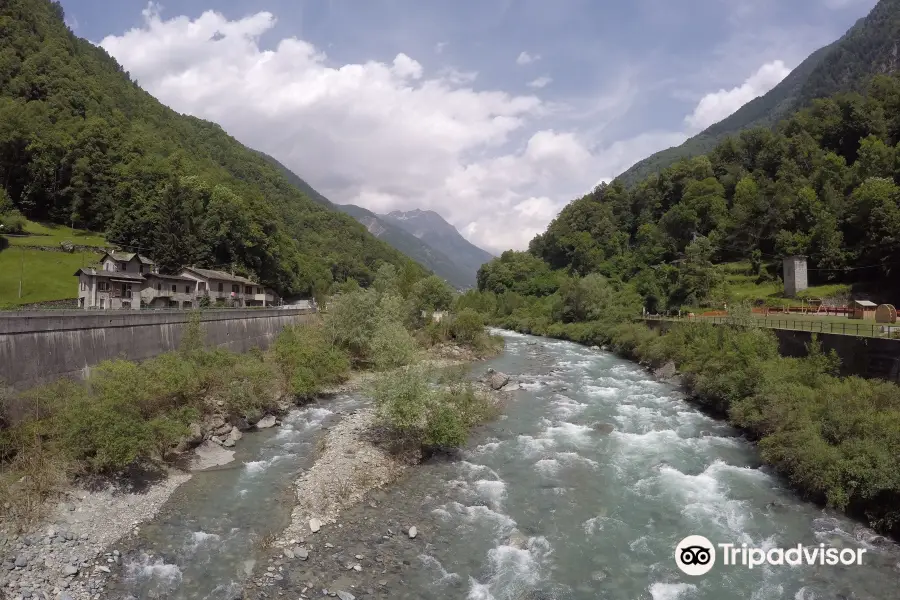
left=245, top=369, right=513, bottom=598
left=0, top=472, right=190, bottom=600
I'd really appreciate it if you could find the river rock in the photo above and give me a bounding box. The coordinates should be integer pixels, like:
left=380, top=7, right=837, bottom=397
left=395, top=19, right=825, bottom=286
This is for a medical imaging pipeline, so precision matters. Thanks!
left=229, top=427, right=243, bottom=442
left=590, top=345, right=600, bottom=350
left=589, top=422, right=615, bottom=434
left=187, top=423, right=204, bottom=444
left=336, top=592, right=356, bottom=600
left=295, top=547, right=309, bottom=560
left=506, top=529, right=528, bottom=549
left=62, top=565, right=78, bottom=576
left=309, top=518, right=322, bottom=533
left=283, top=548, right=294, bottom=559
left=408, top=526, right=417, bottom=539
left=486, top=370, right=510, bottom=390
left=231, top=416, right=251, bottom=431
left=653, top=360, right=677, bottom=379
left=222, top=438, right=236, bottom=448
left=211, top=415, right=226, bottom=429
left=256, top=415, right=277, bottom=429
left=14, top=555, right=27, bottom=567
left=214, top=423, right=234, bottom=437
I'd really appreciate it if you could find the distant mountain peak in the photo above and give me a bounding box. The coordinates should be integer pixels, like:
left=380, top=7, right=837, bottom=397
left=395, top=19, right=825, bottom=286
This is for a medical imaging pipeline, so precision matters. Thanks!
left=379, top=209, right=494, bottom=281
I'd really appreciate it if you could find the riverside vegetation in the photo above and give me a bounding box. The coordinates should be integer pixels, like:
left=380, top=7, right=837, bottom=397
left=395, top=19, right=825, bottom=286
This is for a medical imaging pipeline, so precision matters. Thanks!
left=461, top=248, right=900, bottom=540
left=457, top=68, right=900, bottom=539
left=0, top=267, right=502, bottom=529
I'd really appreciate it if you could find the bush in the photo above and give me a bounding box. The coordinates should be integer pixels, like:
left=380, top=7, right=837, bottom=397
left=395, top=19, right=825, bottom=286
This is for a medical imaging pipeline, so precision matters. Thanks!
left=451, top=309, right=484, bottom=345
left=0, top=211, right=25, bottom=235
left=370, top=321, right=418, bottom=370
left=274, top=322, right=350, bottom=398
left=372, top=366, right=498, bottom=450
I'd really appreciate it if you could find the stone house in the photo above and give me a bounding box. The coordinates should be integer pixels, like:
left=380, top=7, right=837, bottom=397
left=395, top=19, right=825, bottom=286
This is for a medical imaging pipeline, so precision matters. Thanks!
left=179, top=267, right=277, bottom=307
left=141, top=273, right=200, bottom=309
left=75, top=253, right=277, bottom=309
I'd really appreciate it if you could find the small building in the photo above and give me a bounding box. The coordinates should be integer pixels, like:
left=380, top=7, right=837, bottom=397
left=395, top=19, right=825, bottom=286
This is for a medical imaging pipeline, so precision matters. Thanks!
left=99, top=251, right=158, bottom=276
left=783, top=255, right=808, bottom=297
left=141, top=273, right=200, bottom=309
left=851, top=300, right=877, bottom=320
left=179, top=267, right=277, bottom=307
left=75, top=267, right=145, bottom=309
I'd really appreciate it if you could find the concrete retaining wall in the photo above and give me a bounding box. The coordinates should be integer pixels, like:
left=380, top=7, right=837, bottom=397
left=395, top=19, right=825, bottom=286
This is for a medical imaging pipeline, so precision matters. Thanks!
left=0, top=308, right=315, bottom=389
left=645, top=319, right=900, bottom=382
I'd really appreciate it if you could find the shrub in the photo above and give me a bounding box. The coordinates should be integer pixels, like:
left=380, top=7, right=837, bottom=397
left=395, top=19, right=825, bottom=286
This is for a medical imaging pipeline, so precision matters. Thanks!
left=370, top=320, right=418, bottom=371
left=451, top=309, right=484, bottom=345
left=0, top=211, right=26, bottom=234
left=372, top=366, right=498, bottom=450
left=274, top=322, right=350, bottom=398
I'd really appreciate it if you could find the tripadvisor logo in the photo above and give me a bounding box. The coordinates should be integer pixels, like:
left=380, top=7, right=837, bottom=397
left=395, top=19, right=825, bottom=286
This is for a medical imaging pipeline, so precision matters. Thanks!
left=675, top=535, right=867, bottom=576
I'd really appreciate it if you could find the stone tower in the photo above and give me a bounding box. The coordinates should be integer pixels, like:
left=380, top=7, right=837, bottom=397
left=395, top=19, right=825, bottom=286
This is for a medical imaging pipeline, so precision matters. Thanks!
left=783, top=255, right=808, bottom=297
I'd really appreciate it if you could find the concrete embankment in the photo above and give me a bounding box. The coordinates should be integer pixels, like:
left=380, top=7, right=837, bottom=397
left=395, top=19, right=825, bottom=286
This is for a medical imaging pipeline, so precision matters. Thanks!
left=0, top=308, right=314, bottom=389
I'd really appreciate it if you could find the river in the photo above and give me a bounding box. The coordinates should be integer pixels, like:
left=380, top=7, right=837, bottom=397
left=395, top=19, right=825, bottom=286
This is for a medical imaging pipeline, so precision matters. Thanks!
left=111, top=330, right=899, bottom=599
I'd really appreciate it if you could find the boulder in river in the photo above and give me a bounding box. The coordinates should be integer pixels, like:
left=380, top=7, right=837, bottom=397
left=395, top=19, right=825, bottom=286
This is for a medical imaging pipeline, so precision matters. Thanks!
left=485, top=369, right=510, bottom=390
left=228, top=428, right=243, bottom=442
left=256, top=415, right=277, bottom=429
left=589, top=422, right=615, bottom=434
left=506, top=529, right=528, bottom=549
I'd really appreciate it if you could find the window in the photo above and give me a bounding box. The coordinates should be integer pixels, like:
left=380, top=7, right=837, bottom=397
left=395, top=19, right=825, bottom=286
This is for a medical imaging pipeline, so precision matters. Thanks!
left=171, top=284, right=177, bottom=293
left=157, top=283, right=162, bottom=291
left=80, top=281, right=86, bottom=291
left=232, top=284, right=239, bottom=294
left=218, top=282, right=224, bottom=292
left=139, top=265, right=144, bottom=274
left=186, top=285, right=191, bottom=293
left=98, top=281, right=109, bottom=292
left=245, top=286, right=252, bottom=294
left=118, top=262, right=125, bottom=272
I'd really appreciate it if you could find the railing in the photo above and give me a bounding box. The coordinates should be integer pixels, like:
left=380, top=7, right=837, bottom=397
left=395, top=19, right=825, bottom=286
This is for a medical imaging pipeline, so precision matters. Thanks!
left=645, top=315, right=900, bottom=339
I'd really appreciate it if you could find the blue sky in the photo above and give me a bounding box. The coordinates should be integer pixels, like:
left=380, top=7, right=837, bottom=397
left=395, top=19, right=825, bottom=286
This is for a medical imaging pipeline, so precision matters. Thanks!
left=59, top=0, right=877, bottom=252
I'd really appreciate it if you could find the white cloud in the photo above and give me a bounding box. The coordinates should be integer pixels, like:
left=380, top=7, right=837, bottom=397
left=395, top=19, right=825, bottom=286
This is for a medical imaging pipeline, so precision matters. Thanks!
left=99, top=7, right=611, bottom=253
left=97, top=7, right=789, bottom=256
left=65, top=14, right=79, bottom=31
left=527, top=76, right=552, bottom=89
left=516, top=51, right=540, bottom=65
left=434, top=41, right=447, bottom=54
left=684, top=59, right=790, bottom=131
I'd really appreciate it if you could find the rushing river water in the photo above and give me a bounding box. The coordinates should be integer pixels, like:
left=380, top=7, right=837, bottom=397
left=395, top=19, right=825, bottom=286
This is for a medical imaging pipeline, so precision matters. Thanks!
left=113, top=330, right=900, bottom=599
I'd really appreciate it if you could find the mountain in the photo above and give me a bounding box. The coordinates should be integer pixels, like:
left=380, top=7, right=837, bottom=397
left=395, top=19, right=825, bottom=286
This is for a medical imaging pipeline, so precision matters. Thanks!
left=380, top=210, right=495, bottom=283
left=617, top=0, right=899, bottom=186
left=336, top=204, right=474, bottom=288
left=252, top=151, right=476, bottom=288
left=0, top=0, right=423, bottom=296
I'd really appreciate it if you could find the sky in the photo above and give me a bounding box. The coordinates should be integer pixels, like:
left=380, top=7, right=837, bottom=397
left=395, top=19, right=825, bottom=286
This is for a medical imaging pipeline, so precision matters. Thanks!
left=59, top=0, right=878, bottom=255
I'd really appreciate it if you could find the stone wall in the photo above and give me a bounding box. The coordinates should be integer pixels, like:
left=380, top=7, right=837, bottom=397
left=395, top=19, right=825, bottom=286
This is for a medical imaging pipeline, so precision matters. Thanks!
left=0, top=308, right=314, bottom=389
left=644, top=319, right=900, bottom=382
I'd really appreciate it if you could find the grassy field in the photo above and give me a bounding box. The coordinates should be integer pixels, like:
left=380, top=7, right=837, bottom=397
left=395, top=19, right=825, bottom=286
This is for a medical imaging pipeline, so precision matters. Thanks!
left=0, top=248, right=101, bottom=307
left=4, top=219, right=108, bottom=249
left=721, top=262, right=851, bottom=306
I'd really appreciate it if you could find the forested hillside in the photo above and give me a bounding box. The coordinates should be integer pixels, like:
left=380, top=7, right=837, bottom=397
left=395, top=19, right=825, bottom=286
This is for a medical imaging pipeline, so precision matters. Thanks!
left=478, top=72, right=900, bottom=313
left=0, top=0, right=423, bottom=296
left=617, top=0, right=900, bottom=186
